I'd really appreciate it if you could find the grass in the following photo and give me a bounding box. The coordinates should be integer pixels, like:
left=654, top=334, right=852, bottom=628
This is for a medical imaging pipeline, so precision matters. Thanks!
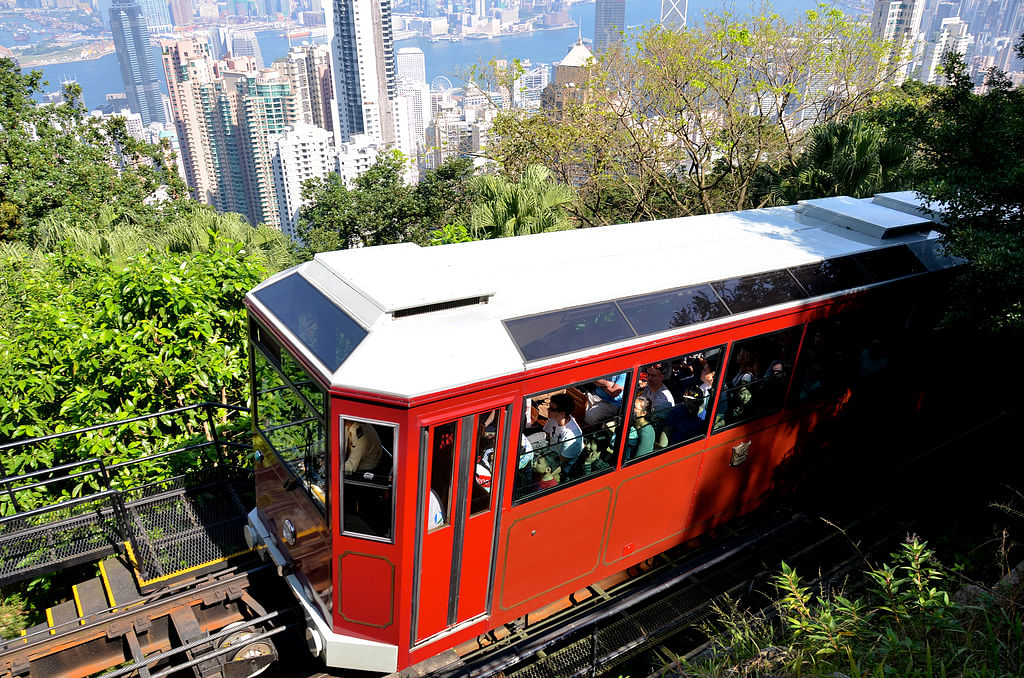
left=662, top=536, right=1024, bottom=677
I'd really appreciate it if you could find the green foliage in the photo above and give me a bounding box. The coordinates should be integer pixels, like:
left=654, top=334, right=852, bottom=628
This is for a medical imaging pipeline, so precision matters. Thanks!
left=0, top=59, right=185, bottom=242
left=0, top=594, right=27, bottom=638
left=469, top=165, right=576, bottom=238
left=0, top=236, right=268, bottom=460
left=757, top=115, right=919, bottom=204
left=487, top=5, right=894, bottom=223
left=299, top=153, right=480, bottom=252
left=679, top=537, right=1024, bottom=677
left=889, top=53, right=1024, bottom=338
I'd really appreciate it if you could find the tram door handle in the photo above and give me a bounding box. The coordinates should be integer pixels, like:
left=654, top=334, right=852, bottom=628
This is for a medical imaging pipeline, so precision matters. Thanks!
left=282, top=476, right=299, bottom=491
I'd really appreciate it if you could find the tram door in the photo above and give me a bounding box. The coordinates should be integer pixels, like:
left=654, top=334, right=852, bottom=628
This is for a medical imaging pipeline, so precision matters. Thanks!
left=415, top=404, right=509, bottom=642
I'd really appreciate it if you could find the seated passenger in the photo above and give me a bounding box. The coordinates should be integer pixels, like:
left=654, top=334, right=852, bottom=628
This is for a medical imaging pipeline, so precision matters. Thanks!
left=585, top=374, right=626, bottom=428
left=623, top=395, right=655, bottom=461
left=640, top=363, right=675, bottom=421
left=544, top=392, right=584, bottom=475
left=582, top=430, right=614, bottom=474
left=696, top=359, right=717, bottom=421
left=532, top=452, right=561, bottom=491
left=665, top=387, right=706, bottom=446
left=344, top=420, right=383, bottom=474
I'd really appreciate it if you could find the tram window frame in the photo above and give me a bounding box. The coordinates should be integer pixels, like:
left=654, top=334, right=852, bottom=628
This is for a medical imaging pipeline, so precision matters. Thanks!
left=340, top=417, right=397, bottom=543
left=711, top=327, right=803, bottom=433
left=624, top=346, right=725, bottom=466
left=251, top=333, right=329, bottom=515
left=512, top=370, right=633, bottom=504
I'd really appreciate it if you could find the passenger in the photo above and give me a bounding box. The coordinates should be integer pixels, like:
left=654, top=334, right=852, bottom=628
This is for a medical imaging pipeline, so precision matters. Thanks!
left=585, top=374, right=626, bottom=427
left=623, top=395, right=656, bottom=460
left=344, top=420, right=383, bottom=473
left=532, top=452, right=561, bottom=490
left=730, top=347, right=757, bottom=388
left=664, top=387, right=706, bottom=446
left=639, top=363, right=675, bottom=417
left=697, top=360, right=716, bottom=421
left=582, top=430, right=614, bottom=474
left=428, top=489, right=445, bottom=529
left=543, top=392, right=584, bottom=475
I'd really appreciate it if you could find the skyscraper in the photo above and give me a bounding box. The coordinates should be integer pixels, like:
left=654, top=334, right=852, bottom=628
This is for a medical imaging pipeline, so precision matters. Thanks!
left=594, top=0, right=625, bottom=53
left=397, top=46, right=426, bottom=85
left=109, top=0, right=165, bottom=126
left=325, top=0, right=397, bottom=145
left=271, top=45, right=334, bottom=132
left=162, top=39, right=296, bottom=226
left=137, top=0, right=172, bottom=31
left=229, top=30, right=265, bottom=68
left=660, top=0, right=686, bottom=30
left=870, top=0, right=926, bottom=82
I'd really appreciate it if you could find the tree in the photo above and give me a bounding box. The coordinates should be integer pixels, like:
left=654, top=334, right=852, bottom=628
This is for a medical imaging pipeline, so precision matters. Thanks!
left=298, top=150, right=423, bottom=252
left=487, top=7, right=895, bottom=224
left=415, top=157, right=479, bottom=233
left=756, top=115, right=919, bottom=204
left=892, top=50, right=1024, bottom=337
left=0, top=59, right=184, bottom=242
left=469, top=165, right=576, bottom=239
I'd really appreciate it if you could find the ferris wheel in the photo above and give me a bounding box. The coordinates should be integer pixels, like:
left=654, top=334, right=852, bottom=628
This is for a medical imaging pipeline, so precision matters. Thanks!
left=430, top=75, right=454, bottom=92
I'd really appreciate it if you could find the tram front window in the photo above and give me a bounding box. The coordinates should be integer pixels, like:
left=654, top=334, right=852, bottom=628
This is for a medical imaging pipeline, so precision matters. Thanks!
left=253, top=340, right=328, bottom=512
left=341, top=418, right=395, bottom=541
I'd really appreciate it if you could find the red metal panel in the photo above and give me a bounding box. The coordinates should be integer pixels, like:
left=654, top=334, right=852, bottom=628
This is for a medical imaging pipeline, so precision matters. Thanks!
left=339, top=552, right=396, bottom=628
left=499, top=488, right=612, bottom=611
left=603, top=447, right=704, bottom=566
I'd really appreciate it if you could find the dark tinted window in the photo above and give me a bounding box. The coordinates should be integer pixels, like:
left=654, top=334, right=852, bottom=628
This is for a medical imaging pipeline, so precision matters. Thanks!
left=505, top=303, right=635, bottom=361
left=854, top=246, right=927, bottom=282
left=252, top=274, right=367, bottom=372
left=713, top=327, right=803, bottom=432
left=789, top=256, right=871, bottom=297
left=711, top=270, right=807, bottom=314
left=905, top=239, right=964, bottom=271
left=618, top=285, right=729, bottom=336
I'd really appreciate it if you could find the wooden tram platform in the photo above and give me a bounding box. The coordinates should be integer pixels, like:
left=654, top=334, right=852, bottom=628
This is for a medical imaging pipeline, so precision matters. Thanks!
left=0, top=404, right=282, bottom=678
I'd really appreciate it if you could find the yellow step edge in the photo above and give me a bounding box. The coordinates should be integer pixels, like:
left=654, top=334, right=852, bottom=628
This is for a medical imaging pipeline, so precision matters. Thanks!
left=98, top=558, right=118, bottom=613
left=71, top=583, right=85, bottom=626
left=45, top=606, right=55, bottom=636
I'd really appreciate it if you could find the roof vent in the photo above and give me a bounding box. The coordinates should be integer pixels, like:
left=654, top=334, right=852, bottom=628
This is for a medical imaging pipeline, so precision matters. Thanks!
left=797, top=195, right=933, bottom=239
left=392, top=296, right=489, bottom=319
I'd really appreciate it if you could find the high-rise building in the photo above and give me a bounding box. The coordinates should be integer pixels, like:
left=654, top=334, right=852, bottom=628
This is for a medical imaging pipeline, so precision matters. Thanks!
left=325, top=0, right=397, bottom=145
left=660, top=0, right=686, bottom=29
left=162, top=39, right=297, bottom=227
left=229, top=30, right=265, bottom=68
left=110, top=0, right=165, bottom=126
left=918, top=17, right=973, bottom=84
left=137, top=0, right=172, bottom=31
left=272, top=123, right=337, bottom=240
left=168, top=0, right=191, bottom=26
left=397, top=46, right=426, bottom=85
left=870, top=0, right=926, bottom=82
left=271, top=44, right=334, bottom=132
left=594, top=0, right=625, bottom=53
left=540, top=38, right=595, bottom=112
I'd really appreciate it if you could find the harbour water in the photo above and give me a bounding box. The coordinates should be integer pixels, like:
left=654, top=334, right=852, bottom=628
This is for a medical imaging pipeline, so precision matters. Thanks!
left=28, top=0, right=827, bottom=112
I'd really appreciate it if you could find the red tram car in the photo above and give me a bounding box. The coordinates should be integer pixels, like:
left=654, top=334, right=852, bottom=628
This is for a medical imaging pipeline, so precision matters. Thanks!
left=241, top=193, right=957, bottom=674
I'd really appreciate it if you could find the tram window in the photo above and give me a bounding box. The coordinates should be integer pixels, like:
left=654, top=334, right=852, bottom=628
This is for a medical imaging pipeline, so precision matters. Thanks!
left=252, top=273, right=367, bottom=372
left=854, top=245, right=927, bottom=283
left=711, top=270, right=807, bottom=314
left=341, top=419, right=396, bottom=541
left=470, top=409, right=501, bottom=517
left=618, top=285, right=729, bottom=336
left=789, top=256, right=870, bottom=297
left=504, top=303, right=635, bottom=362
left=253, top=344, right=327, bottom=513
left=712, top=327, right=803, bottom=432
left=791, top=317, right=858, bottom=403
left=513, top=373, right=630, bottom=502
left=428, top=422, right=457, bottom=530
left=625, top=347, right=724, bottom=464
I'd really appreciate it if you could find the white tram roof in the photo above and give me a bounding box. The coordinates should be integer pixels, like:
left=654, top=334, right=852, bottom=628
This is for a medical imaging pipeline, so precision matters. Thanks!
left=247, top=192, right=955, bottom=399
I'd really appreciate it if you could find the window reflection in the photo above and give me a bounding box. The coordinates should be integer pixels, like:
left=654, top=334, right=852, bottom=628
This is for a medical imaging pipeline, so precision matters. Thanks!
left=618, top=285, right=729, bottom=336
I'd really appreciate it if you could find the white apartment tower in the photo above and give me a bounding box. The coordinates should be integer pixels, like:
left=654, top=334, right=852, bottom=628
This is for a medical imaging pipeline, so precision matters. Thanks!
left=325, top=0, right=398, bottom=146
left=272, top=123, right=337, bottom=240
left=918, top=17, right=973, bottom=84
left=397, top=46, right=427, bottom=85
left=871, top=0, right=926, bottom=82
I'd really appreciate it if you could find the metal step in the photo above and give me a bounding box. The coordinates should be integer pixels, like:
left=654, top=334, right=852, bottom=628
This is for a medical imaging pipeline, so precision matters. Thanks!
left=99, top=556, right=142, bottom=611
left=46, top=601, right=78, bottom=635
left=73, top=577, right=108, bottom=624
